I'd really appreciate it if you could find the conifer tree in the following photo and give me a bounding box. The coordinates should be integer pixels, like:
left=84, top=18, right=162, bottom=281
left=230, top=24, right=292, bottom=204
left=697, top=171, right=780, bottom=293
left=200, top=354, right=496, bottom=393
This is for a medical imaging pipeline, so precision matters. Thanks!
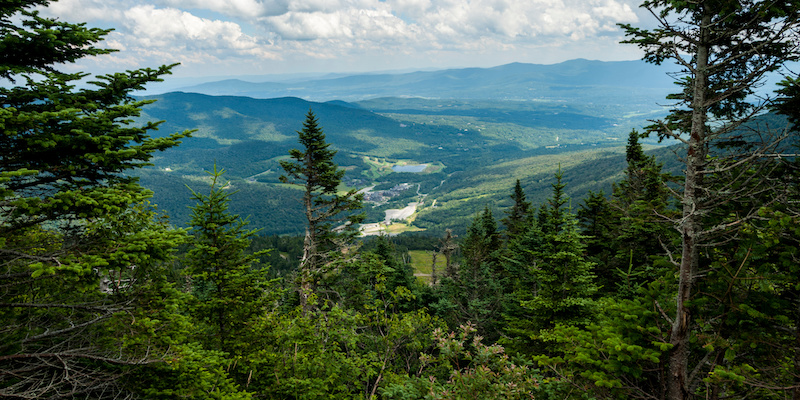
left=0, top=1, right=191, bottom=397
left=541, top=166, right=568, bottom=234
left=435, top=208, right=505, bottom=340
left=621, top=1, right=800, bottom=397
left=523, top=205, right=597, bottom=332
left=280, top=110, right=364, bottom=311
left=504, top=171, right=597, bottom=355
left=369, top=234, right=415, bottom=294
left=502, top=179, right=533, bottom=238
left=186, top=165, right=273, bottom=357
left=581, top=131, right=675, bottom=297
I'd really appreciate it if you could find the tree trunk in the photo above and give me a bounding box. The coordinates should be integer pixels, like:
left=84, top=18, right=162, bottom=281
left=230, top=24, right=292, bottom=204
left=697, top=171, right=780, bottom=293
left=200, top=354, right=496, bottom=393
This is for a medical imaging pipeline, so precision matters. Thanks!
left=299, top=226, right=315, bottom=314
left=668, top=9, right=711, bottom=400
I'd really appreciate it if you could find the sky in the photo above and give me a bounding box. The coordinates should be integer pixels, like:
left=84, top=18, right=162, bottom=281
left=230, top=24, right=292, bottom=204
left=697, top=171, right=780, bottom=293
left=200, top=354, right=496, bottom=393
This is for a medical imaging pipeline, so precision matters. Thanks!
left=39, top=0, right=653, bottom=79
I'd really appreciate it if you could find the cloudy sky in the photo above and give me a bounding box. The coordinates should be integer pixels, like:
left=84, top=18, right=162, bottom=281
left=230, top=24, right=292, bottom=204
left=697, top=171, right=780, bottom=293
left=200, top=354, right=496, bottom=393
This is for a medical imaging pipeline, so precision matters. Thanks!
left=40, top=0, right=652, bottom=78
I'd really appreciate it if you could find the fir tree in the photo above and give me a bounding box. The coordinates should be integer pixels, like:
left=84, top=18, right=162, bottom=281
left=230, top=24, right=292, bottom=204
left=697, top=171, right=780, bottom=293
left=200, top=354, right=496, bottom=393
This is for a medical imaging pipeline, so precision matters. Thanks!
left=0, top=1, right=192, bottom=397
left=501, top=179, right=533, bottom=239
left=435, top=208, right=505, bottom=341
left=280, top=110, right=364, bottom=311
left=186, top=165, right=273, bottom=356
left=621, top=1, right=800, bottom=397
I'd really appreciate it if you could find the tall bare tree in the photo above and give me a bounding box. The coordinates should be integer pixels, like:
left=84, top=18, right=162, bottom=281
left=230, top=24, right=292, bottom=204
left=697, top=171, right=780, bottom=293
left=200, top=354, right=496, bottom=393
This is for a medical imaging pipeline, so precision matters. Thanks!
left=620, top=1, right=800, bottom=398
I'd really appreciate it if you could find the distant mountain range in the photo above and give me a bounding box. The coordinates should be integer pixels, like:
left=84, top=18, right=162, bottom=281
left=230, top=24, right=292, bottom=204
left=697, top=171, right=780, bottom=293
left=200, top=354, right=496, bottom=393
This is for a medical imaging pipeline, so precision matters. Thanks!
left=173, top=59, right=678, bottom=102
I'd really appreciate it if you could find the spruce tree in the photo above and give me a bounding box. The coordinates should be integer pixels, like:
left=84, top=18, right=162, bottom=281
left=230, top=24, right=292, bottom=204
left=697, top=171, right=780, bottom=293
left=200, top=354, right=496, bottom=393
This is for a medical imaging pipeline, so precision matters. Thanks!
left=542, top=166, right=568, bottom=234
left=186, top=165, right=272, bottom=357
left=280, top=110, right=364, bottom=311
left=435, top=208, right=505, bottom=341
left=621, top=1, right=800, bottom=397
left=501, top=179, right=533, bottom=238
left=522, top=177, right=597, bottom=333
left=0, top=1, right=191, bottom=397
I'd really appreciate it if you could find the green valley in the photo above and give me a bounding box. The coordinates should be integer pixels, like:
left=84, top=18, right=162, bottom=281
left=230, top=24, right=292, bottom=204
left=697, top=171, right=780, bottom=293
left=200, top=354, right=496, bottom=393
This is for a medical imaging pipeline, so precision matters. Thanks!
left=137, top=84, right=670, bottom=236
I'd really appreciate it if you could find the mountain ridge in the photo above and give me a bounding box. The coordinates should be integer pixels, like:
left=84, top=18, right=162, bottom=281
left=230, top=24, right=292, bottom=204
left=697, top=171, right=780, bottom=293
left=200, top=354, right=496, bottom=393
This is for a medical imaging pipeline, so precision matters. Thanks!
left=174, top=59, right=677, bottom=101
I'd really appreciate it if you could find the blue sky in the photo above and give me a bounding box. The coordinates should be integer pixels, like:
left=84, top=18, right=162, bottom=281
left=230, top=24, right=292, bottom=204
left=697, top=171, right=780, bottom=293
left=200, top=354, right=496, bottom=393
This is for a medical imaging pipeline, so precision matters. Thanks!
left=40, top=0, right=652, bottom=79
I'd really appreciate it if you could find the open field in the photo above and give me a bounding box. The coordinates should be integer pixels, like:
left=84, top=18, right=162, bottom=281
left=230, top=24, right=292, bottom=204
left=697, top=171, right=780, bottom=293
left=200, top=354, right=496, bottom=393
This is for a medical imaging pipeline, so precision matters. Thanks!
left=408, top=250, right=444, bottom=284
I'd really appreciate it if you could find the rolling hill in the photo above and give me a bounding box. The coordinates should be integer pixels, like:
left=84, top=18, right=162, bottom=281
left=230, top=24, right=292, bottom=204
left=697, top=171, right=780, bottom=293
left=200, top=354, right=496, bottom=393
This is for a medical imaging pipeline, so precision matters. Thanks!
left=134, top=60, right=681, bottom=236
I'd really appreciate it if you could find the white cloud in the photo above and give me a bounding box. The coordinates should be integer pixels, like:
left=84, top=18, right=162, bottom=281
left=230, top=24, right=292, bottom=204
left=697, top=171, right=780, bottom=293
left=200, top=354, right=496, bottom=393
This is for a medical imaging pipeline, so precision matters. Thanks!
left=39, top=0, right=124, bottom=21
left=119, top=5, right=275, bottom=57
left=158, top=0, right=281, bottom=17
left=38, top=0, right=645, bottom=76
left=266, top=7, right=411, bottom=41
left=259, top=0, right=637, bottom=46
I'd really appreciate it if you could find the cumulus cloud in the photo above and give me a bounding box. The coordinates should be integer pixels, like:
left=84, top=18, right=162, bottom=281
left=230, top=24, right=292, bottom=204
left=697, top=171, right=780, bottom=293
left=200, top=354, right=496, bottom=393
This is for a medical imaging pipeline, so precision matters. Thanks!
left=266, top=7, right=411, bottom=41
left=258, top=0, right=637, bottom=47
left=159, top=0, right=280, bottom=17
left=39, top=0, right=124, bottom=21
left=39, top=0, right=644, bottom=75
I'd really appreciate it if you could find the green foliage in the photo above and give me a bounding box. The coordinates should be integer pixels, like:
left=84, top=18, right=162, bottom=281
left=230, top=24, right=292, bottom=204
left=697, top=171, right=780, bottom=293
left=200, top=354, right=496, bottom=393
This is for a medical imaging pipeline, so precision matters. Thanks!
left=501, top=179, right=533, bottom=238
left=578, top=131, right=676, bottom=298
left=522, top=213, right=597, bottom=330
left=368, top=235, right=417, bottom=295
left=617, top=1, right=800, bottom=398
left=247, top=257, right=441, bottom=399
left=524, top=172, right=597, bottom=331
left=433, top=208, right=506, bottom=341
left=0, top=1, right=193, bottom=398
left=535, top=297, right=669, bottom=399
left=382, top=323, right=541, bottom=400
left=280, top=110, right=365, bottom=310
left=185, top=165, right=276, bottom=356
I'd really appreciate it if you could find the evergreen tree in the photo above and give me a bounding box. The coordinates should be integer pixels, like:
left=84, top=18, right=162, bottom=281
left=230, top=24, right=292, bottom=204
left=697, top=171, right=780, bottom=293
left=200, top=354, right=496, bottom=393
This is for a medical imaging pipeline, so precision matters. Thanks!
left=0, top=1, right=192, bottom=397
left=580, top=131, right=676, bottom=298
left=542, top=166, right=568, bottom=234
left=621, top=1, right=800, bottom=397
left=522, top=212, right=597, bottom=331
left=576, top=190, right=618, bottom=293
left=501, top=179, right=533, bottom=239
left=500, top=215, right=544, bottom=354
left=185, top=165, right=274, bottom=357
left=280, top=110, right=364, bottom=311
left=461, top=206, right=502, bottom=271
left=370, top=234, right=415, bottom=294
left=434, top=208, right=505, bottom=341
left=505, top=171, right=597, bottom=354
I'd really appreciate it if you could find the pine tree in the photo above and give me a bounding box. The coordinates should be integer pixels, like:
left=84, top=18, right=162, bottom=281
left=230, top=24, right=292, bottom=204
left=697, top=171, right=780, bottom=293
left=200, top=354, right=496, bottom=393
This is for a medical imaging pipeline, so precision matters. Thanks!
left=280, top=110, right=364, bottom=311
left=542, top=166, right=568, bottom=234
left=523, top=210, right=597, bottom=332
left=461, top=206, right=502, bottom=271
left=435, top=208, right=505, bottom=341
left=0, top=1, right=191, bottom=397
left=504, top=171, right=597, bottom=355
left=501, top=179, right=533, bottom=239
left=579, top=131, right=677, bottom=298
left=620, top=1, right=800, bottom=397
left=370, top=234, right=415, bottom=293
left=185, top=165, right=273, bottom=356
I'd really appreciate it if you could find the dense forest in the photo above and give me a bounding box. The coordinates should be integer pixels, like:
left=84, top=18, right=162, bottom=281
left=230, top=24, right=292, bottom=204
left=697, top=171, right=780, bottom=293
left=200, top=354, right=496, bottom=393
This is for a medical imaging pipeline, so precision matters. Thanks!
left=2, top=1, right=800, bottom=400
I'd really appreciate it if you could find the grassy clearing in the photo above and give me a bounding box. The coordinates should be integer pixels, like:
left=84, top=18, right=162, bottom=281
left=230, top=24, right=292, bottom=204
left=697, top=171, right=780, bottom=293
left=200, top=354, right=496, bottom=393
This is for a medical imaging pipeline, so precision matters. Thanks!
left=408, top=250, right=444, bottom=284
left=386, top=222, right=424, bottom=235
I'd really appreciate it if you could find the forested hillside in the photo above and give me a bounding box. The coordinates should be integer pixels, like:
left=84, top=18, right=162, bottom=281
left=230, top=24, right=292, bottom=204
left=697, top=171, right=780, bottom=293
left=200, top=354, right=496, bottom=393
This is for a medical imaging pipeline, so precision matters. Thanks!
left=2, top=1, right=799, bottom=400
left=136, top=88, right=670, bottom=235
